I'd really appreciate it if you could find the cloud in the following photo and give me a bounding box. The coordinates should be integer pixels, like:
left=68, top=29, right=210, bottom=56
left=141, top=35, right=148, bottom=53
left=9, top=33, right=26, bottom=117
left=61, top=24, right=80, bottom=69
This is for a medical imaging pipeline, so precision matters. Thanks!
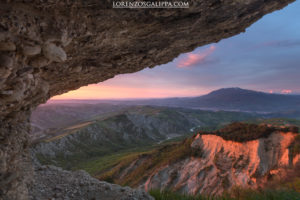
left=281, top=89, right=292, bottom=94
left=177, top=45, right=216, bottom=68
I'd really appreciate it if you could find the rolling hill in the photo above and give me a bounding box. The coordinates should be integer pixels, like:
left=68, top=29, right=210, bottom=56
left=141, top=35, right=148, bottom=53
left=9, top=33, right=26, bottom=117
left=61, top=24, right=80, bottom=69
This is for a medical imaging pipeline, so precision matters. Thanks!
left=31, top=106, right=256, bottom=171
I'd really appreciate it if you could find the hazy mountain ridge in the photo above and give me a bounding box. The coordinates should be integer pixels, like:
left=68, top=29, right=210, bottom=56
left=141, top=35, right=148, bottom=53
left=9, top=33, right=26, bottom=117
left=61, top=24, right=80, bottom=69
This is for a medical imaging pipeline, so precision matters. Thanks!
left=30, top=103, right=129, bottom=140
left=46, top=88, right=300, bottom=113
left=144, top=88, right=300, bottom=112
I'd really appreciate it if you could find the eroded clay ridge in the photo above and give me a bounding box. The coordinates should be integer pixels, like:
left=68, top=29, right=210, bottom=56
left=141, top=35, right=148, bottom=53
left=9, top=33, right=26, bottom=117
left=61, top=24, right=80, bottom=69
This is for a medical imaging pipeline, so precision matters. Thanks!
left=144, top=132, right=299, bottom=195
left=0, top=1, right=295, bottom=200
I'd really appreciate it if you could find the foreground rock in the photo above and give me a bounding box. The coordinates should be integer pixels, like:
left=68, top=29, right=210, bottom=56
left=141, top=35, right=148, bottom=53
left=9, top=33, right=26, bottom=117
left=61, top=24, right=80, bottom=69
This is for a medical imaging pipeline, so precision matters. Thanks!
left=29, top=165, right=153, bottom=200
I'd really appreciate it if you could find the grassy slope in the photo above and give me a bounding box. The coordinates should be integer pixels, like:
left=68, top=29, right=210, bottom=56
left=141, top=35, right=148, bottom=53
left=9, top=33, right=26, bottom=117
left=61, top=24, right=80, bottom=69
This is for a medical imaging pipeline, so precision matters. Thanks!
left=35, top=106, right=256, bottom=171
left=149, top=189, right=300, bottom=200
left=246, top=118, right=300, bottom=127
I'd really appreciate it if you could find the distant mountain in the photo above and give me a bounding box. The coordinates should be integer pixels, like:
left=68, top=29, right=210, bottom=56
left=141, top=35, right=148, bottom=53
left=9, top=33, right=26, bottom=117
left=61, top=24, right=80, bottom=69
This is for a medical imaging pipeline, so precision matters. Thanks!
left=177, top=88, right=300, bottom=112
left=45, top=88, right=300, bottom=113
left=109, top=88, right=300, bottom=113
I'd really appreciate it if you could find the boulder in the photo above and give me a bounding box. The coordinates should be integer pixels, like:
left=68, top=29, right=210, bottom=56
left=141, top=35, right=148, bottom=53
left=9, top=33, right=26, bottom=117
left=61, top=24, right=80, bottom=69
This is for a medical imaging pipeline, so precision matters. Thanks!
left=22, top=45, right=41, bottom=56
left=42, top=43, right=67, bottom=62
left=29, top=56, right=49, bottom=68
left=0, top=41, right=16, bottom=51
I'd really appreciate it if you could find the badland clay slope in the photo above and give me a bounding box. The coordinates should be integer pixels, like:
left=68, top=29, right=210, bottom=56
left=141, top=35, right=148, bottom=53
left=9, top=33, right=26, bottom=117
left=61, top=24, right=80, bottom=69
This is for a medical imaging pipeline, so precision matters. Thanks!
left=0, top=1, right=295, bottom=199
left=101, top=124, right=300, bottom=196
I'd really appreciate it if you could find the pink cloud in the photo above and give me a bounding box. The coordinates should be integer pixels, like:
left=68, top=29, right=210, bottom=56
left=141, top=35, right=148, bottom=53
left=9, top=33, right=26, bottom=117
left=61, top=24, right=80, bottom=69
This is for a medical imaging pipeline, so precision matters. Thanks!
left=177, top=45, right=216, bottom=68
left=269, top=90, right=273, bottom=94
left=281, top=89, right=292, bottom=94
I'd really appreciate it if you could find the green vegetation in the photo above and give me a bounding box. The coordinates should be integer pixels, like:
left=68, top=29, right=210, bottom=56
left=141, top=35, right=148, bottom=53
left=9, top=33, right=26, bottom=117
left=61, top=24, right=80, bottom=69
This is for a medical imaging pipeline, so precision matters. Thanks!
left=246, top=118, right=300, bottom=131
left=73, top=145, right=157, bottom=176
left=149, top=189, right=300, bottom=200
left=149, top=189, right=230, bottom=200
left=199, top=122, right=298, bottom=142
left=290, top=135, right=300, bottom=159
left=35, top=106, right=257, bottom=173
left=99, top=136, right=203, bottom=186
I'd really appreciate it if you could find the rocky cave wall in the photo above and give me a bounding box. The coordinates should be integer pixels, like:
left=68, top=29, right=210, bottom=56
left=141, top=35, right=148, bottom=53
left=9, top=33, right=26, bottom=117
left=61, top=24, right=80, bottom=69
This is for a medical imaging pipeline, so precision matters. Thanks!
left=0, top=0, right=295, bottom=199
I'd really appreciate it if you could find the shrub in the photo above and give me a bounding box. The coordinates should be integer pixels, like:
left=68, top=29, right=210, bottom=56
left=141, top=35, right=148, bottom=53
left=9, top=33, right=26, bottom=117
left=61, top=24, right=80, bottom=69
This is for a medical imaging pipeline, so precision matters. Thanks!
left=198, top=122, right=279, bottom=142
left=289, top=135, right=300, bottom=159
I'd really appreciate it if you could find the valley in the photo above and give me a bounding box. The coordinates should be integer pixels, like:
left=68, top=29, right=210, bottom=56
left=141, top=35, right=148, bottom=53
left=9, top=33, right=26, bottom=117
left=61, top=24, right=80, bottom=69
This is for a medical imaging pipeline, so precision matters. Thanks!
left=31, top=105, right=256, bottom=172
left=29, top=88, right=300, bottom=199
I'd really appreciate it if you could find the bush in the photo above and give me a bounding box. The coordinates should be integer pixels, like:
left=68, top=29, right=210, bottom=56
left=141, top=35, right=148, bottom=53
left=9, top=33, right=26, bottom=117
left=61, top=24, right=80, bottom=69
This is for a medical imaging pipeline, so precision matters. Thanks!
left=149, top=189, right=232, bottom=200
left=198, top=122, right=278, bottom=142
left=290, top=135, right=300, bottom=158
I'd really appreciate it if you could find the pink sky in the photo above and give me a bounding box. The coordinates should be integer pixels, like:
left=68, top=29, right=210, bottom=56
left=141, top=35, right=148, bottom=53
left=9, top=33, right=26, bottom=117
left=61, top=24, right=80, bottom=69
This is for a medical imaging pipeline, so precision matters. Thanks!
left=52, top=84, right=212, bottom=99
left=177, top=45, right=216, bottom=68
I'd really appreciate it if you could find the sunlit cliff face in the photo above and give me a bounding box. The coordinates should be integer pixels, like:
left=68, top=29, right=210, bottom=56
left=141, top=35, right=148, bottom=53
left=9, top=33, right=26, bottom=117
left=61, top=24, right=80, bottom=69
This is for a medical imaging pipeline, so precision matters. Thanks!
left=144, top=132, right=299, bottom=195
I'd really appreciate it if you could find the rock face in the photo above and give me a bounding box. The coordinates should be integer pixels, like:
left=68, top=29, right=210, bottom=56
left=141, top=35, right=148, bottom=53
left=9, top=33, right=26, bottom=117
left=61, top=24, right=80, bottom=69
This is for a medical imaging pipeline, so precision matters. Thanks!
left=0, top=0, right=295, bottom=199
left=142, top=132, right=299, bottom=195
left=29, top=164, right=154, bottom=200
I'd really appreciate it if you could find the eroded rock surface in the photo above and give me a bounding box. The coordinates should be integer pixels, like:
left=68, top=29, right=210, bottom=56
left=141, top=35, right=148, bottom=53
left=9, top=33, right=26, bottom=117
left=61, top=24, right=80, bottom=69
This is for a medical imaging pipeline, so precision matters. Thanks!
left=142, top=132, right=299, bottom=195
left=0, top=0, right=295, bottom=199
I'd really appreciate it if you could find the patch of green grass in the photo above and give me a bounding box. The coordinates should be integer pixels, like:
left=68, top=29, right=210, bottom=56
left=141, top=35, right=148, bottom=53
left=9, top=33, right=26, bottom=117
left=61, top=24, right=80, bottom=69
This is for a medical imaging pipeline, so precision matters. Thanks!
left=199, top=122, right=299, bottom=142
left=149, top=189, right=300, bottom=200
left=229, top=187, right=300, bottom=200
left=246, top=118, right=300, bottom=130
left=290, top=135, right=300, bottom=159
left=149, top=190, right=231, bottom=200
left=73, top=145, right=157, bottom=176
left=99, top=136, right=204, bottom=186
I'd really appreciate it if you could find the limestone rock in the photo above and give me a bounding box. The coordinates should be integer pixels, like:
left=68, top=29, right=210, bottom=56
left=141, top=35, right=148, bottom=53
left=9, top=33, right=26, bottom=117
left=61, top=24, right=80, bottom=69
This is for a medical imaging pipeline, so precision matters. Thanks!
left=29, top=56, right=49, bottom=68
left=28, top=164, right=154, bottom=200
left=0, top=41, right=16, bottom=51
left=0, top=68, right=11, bottom=79
left=42, top=43, right=67, bottom=62
left=0, top=55, right=13, bottom=69
left=72, top=66, right=82, bottom=73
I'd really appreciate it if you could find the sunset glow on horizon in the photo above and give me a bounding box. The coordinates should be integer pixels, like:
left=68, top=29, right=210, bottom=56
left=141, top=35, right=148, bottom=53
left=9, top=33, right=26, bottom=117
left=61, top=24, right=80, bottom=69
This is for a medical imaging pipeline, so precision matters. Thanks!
left=51, top=84, right=212, bottom=100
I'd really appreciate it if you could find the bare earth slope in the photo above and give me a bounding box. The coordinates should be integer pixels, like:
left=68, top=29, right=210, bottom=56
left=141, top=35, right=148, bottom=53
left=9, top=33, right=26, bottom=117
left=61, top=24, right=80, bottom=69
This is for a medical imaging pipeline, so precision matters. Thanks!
left=105, top=131, right=300, bottom=196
